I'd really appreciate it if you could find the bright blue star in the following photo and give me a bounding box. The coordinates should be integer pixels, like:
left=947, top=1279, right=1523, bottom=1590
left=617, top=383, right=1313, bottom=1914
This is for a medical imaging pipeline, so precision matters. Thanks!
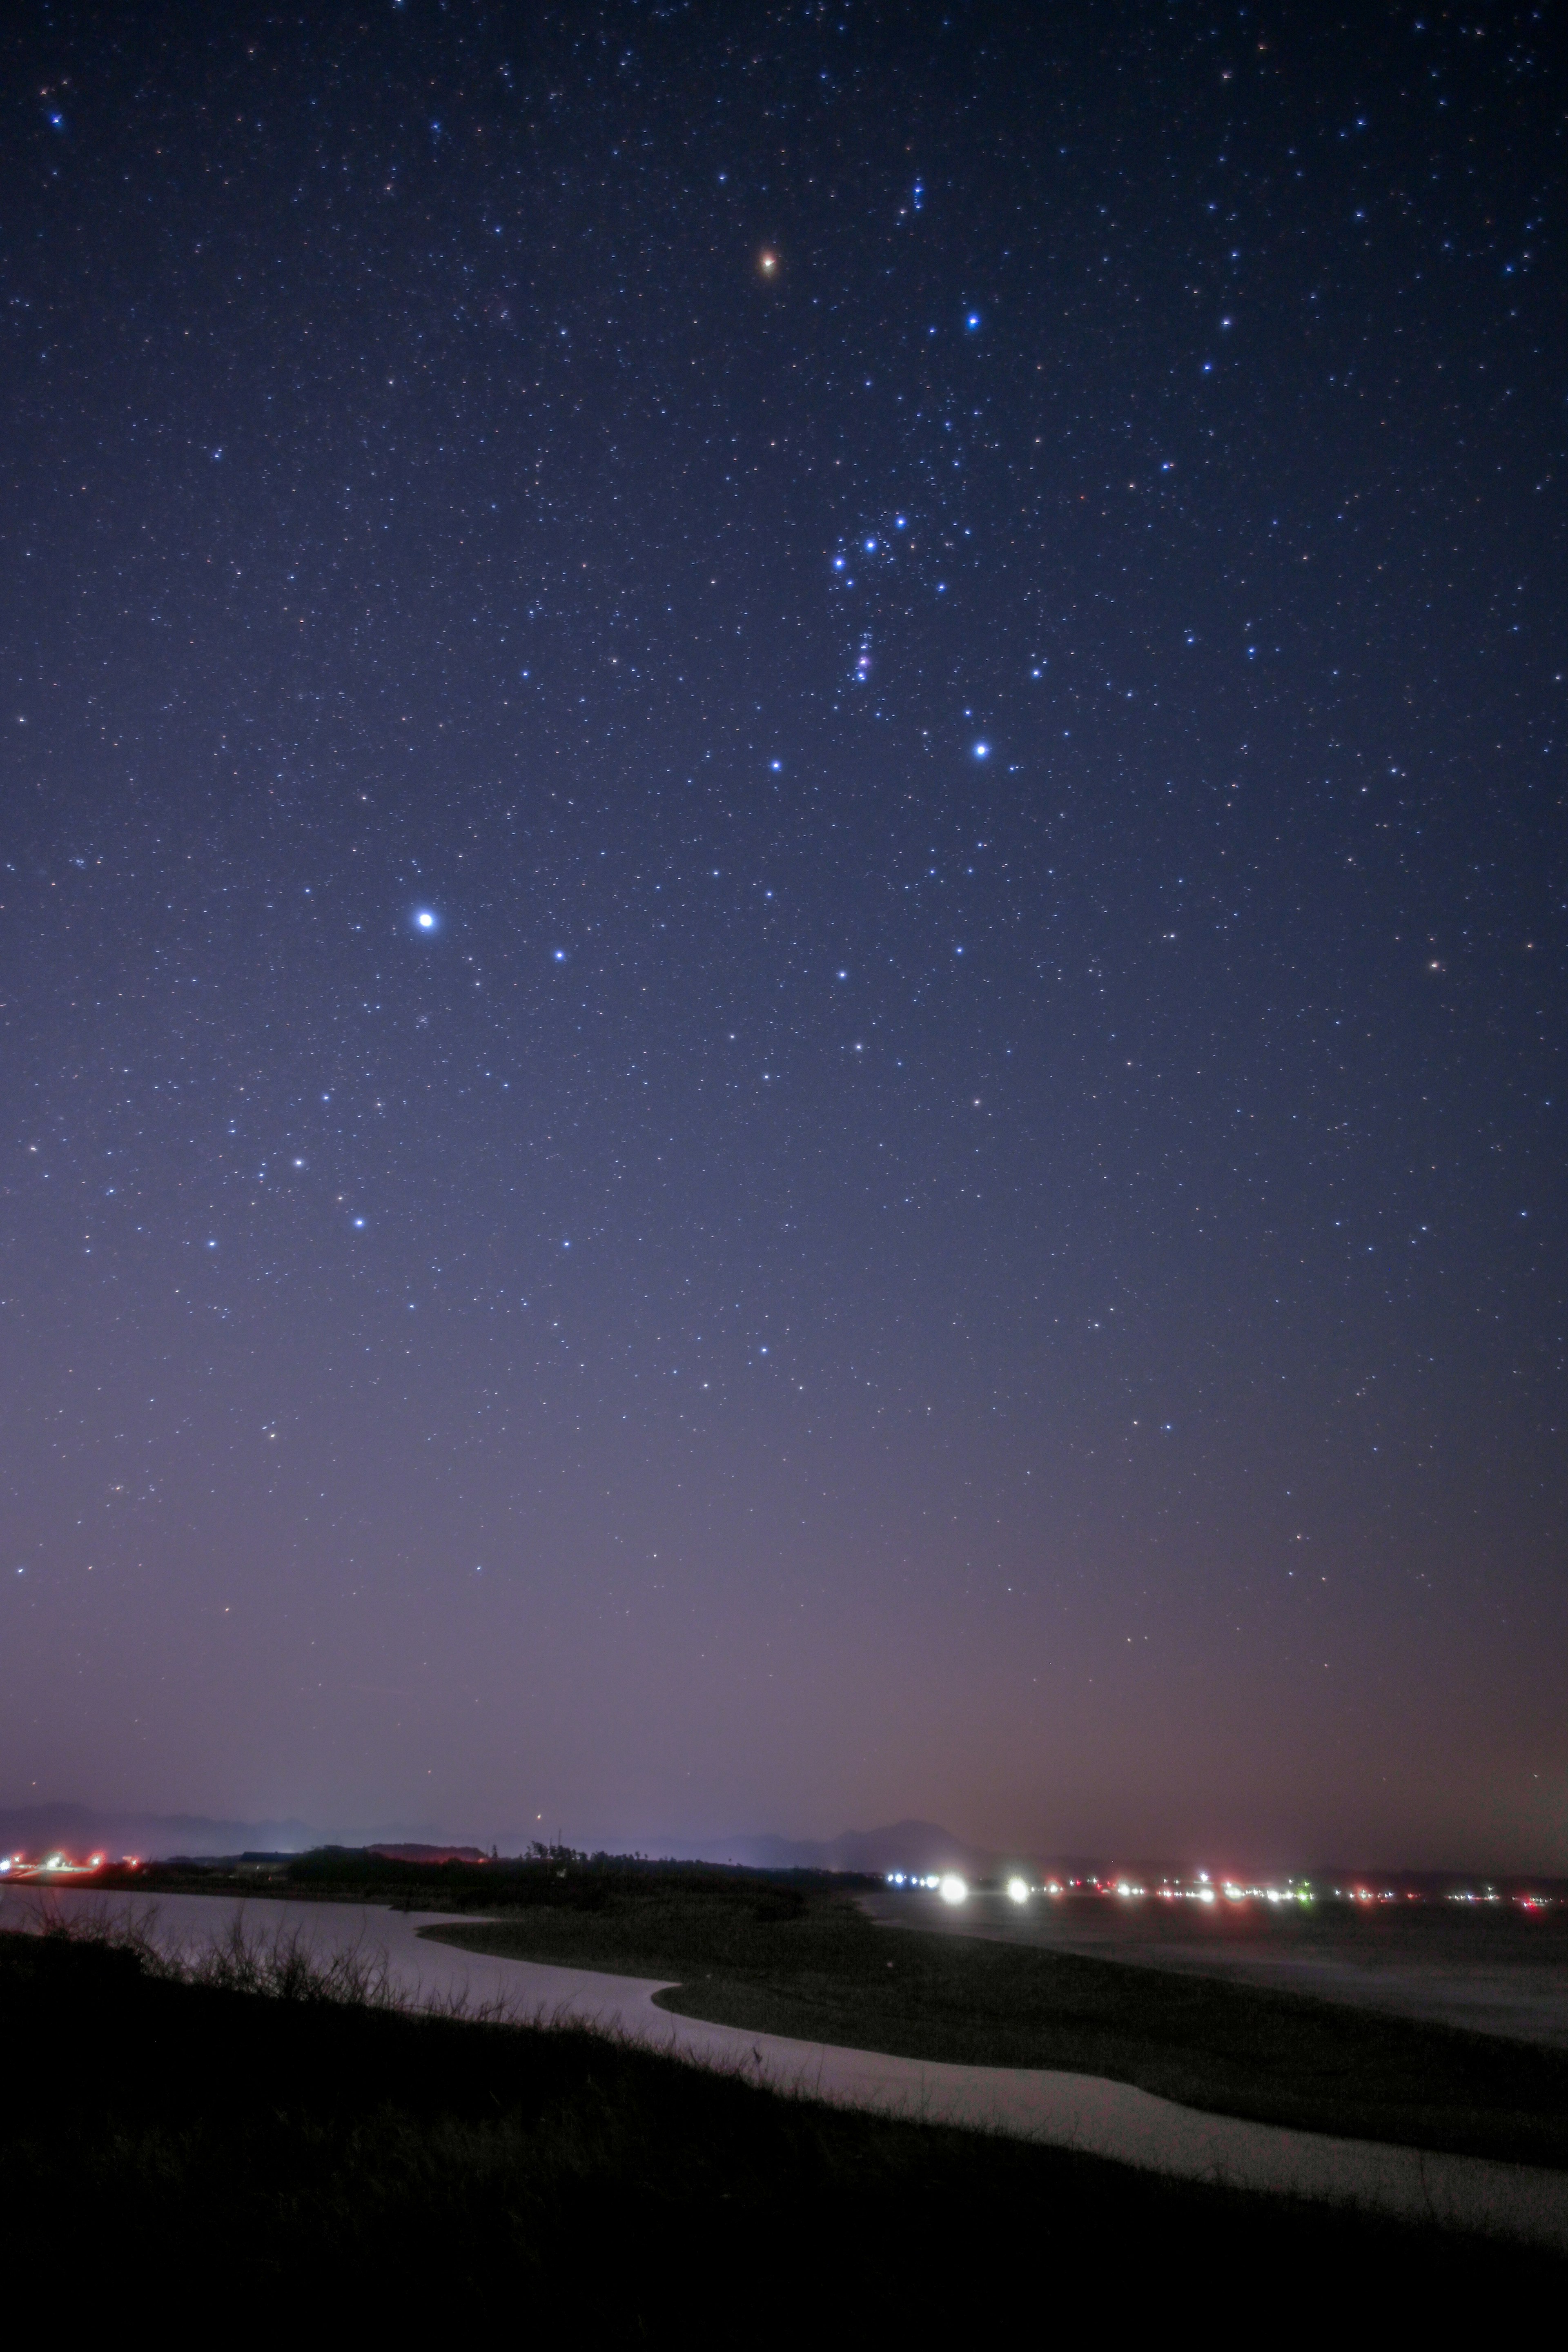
left=413, top=907, right=439, bottom=933
left=972, top=741, right=990, bottom=760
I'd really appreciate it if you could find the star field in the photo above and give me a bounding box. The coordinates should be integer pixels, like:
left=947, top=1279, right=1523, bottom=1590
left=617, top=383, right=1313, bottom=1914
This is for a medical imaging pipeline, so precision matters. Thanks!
left=1, top=2, right=1562, bottom=1865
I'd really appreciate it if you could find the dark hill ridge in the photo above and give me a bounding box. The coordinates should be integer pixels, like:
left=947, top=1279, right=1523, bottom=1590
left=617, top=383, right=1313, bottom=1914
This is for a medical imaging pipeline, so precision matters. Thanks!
left=0, top=1803, right=318, bottom=1860
left=368, top=1843, right=490, bottom=1865
left=686, top=1820, right=995, bottom=1876
left=0, top=1806, right=994, bottom=1877
left=0, top=1805, right=492, bottom=1863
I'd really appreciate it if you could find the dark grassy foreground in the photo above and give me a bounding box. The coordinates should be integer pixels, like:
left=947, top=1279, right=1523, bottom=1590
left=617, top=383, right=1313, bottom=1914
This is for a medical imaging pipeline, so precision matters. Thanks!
left=0, top=1930, right=1555, bottom=2324
left=428, top=1875, right=1568, bottom=2169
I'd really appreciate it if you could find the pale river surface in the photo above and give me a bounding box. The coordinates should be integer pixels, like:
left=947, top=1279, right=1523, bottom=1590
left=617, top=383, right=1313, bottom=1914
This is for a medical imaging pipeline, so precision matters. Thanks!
left=5, top=1885, right=1565, bottom=2254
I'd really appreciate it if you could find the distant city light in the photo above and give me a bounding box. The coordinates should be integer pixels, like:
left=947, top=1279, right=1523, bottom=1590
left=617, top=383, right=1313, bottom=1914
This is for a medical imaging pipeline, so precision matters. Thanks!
left=877, top=1869, right=1531, bottom=1915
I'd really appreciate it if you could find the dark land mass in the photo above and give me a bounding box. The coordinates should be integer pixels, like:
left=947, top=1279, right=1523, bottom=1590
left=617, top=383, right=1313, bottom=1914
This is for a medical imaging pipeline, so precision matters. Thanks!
left=82, top=1844, right=868, bottom=1900
left=2, top=1926, right=1555, bottom=2321
left=416, top=1867, right=1568, bottom=2171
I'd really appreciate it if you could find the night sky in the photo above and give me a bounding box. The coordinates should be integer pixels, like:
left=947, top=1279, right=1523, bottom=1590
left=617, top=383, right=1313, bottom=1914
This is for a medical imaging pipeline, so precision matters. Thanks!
left=3, top=3, right=1562, bottom=1871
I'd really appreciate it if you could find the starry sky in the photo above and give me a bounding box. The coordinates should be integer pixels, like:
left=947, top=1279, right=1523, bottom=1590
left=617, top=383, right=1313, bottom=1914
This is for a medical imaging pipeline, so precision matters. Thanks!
left=2, top=2, right=1562, bottom=1870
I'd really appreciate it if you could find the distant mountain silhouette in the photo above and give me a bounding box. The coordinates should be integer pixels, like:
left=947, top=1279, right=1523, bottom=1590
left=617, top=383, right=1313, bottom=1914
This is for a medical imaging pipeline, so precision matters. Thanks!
left=367, top=1843, right=490, bottom=1865
left=0, top=1802, right=318, bottom=1860
left=682, top=1819, right=995, bottom=1875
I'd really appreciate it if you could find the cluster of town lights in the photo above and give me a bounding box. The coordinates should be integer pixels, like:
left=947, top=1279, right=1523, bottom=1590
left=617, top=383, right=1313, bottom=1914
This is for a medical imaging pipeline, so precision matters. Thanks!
left=0, top=1853, right=133, bottom=1878
left=884, top=1871, right=1559, bottom=1912
left=885, top=1870, right=1230, bottom=1904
